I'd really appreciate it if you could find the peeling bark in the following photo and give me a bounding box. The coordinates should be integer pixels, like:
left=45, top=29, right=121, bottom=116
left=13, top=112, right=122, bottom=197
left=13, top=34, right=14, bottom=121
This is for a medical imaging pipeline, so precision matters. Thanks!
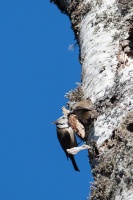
left=50, top=0, right=133, bottom=199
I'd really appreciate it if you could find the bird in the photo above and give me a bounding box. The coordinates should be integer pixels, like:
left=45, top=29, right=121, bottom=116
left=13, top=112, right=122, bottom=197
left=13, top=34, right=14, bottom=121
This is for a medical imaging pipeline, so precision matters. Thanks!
left=53, top=116, right=80, bottom=172
left=69, top=100, right=98, bottom=125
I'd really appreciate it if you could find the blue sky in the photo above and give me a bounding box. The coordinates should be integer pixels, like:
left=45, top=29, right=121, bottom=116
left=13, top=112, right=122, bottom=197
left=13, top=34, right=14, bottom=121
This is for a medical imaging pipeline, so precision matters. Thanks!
left=0, top=1, right=93, bottom=199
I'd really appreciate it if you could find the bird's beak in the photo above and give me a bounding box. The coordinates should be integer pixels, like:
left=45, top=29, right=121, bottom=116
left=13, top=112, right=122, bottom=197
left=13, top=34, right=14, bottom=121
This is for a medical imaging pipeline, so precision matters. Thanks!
left=52, top=120, right=56, bottom=124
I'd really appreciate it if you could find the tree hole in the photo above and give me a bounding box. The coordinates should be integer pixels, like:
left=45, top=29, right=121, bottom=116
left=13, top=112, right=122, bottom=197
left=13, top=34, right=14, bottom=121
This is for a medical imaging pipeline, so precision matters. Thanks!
left=110, top=96, right=116, bottom=104
left=127, top=123, right=133, bottom=132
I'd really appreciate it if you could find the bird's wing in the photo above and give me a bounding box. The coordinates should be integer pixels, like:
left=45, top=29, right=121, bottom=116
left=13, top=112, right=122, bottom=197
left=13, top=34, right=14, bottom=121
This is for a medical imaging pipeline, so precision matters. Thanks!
left=57, top=130, right=71, bottom=158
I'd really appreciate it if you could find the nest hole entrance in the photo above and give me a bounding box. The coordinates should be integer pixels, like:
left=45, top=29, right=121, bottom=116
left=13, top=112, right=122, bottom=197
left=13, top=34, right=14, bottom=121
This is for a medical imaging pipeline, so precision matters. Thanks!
left=127, top=123, right=133, bottom=132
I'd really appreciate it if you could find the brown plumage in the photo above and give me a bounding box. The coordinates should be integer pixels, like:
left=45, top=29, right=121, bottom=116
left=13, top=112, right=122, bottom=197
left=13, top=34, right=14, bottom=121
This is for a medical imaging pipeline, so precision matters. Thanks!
left=53, top=116, right=80, bottom=172
left=71, top=100, right=98, bottom=125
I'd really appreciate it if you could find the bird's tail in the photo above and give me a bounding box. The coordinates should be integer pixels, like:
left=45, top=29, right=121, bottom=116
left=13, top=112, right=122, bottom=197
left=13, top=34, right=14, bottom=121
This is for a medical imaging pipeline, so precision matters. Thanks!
left=69, top=154, right=80, bottom=172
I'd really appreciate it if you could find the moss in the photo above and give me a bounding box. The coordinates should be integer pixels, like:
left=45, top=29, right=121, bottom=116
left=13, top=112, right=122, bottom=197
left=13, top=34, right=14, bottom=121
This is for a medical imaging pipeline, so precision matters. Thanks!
left=65, top=84, right=84, bottom=102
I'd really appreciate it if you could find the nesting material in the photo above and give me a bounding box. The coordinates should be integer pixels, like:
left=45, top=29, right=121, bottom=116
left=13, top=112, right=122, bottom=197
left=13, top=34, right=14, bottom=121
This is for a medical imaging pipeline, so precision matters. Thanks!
left=68, top=114, right=85, bottom=138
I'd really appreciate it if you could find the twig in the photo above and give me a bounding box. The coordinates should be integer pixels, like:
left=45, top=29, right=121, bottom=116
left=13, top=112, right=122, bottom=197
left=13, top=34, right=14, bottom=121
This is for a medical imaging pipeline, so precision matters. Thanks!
left=67, top=144, right=91, bottom=155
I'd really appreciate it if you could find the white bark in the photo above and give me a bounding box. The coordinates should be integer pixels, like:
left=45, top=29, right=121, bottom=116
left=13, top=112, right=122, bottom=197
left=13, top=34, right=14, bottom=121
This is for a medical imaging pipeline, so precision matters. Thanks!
left=115, top=189, right=133, bottom=200
left=80, top=0, right=133, bottom=147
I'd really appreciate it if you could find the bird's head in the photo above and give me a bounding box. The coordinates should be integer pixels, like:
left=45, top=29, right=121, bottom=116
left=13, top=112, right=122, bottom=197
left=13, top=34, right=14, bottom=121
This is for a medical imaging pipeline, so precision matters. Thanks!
left=52, top=116, right=69, bottom=129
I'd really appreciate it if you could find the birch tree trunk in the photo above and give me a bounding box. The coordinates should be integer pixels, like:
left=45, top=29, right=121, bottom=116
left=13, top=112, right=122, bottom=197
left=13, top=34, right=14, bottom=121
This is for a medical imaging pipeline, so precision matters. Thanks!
left=50, top=0, right=133, bottom=199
